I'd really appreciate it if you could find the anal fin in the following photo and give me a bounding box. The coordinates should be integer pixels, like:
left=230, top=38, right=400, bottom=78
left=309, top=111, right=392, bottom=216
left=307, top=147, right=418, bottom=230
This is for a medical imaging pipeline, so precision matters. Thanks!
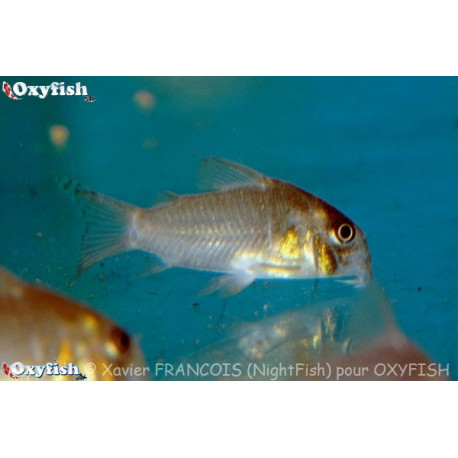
left=137, top=255, right=170, bottom=277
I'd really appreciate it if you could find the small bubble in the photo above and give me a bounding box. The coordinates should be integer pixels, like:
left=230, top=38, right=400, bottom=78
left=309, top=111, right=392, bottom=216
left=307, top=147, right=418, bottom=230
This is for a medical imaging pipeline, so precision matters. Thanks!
left=133, top=90, right=156, bottom=112
left=142, top=137, right=158, bottom=150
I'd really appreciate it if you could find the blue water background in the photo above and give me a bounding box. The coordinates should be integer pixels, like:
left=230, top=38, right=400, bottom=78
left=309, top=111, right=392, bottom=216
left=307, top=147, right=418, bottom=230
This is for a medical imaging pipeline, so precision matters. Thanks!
left=0, top=77, right=456, bottom=378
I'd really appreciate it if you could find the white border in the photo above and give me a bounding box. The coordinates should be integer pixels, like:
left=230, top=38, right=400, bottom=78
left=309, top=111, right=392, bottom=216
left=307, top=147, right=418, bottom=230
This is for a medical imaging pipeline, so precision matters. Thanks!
left=3, top=1, right=458, bottom=75
left=2, top=382, right=455, bottom=455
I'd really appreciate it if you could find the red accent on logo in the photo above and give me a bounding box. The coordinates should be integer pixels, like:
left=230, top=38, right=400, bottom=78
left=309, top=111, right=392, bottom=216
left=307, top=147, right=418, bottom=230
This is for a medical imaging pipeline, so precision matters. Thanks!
left=2, top=362, right=20, bottom=379
left=2, top=81, right=21, bottom=100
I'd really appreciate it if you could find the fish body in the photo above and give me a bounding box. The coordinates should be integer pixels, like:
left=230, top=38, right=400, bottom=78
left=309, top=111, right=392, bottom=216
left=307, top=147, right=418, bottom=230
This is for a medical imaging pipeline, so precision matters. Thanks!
left=0, top=268, right=147, bottom=381
left=71, top=158, right=371, bottom=295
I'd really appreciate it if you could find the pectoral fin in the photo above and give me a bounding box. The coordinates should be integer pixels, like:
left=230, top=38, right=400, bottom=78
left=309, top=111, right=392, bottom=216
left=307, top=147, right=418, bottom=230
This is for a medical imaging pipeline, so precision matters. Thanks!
left=199, top=272, right=255, bottom=297
left=198, top=157, right=271, bottom=191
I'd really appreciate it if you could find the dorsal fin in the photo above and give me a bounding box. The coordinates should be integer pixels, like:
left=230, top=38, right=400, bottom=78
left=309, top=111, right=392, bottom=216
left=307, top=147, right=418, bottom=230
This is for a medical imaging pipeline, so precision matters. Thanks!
left=197, top=157, right=271, bottom=191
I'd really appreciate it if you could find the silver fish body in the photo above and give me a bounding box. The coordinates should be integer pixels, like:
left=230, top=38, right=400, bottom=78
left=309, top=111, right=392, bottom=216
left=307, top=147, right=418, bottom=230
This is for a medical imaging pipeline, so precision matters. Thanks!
left=71, top=158, right=372, bottom=295
left=134, top=187, right=286, bottom=273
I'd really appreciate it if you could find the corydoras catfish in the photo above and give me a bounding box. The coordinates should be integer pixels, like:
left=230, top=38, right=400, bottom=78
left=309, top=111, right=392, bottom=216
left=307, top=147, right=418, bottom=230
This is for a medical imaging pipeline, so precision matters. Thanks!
left=64, top=158, right=371, bottom=296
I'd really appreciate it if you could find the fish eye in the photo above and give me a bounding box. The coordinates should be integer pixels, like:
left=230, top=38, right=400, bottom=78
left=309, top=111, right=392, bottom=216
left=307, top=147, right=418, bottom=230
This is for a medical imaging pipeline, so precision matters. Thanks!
left=110, top=327, right=131, bottom=354
left=336, top=223, right=355, bottom=244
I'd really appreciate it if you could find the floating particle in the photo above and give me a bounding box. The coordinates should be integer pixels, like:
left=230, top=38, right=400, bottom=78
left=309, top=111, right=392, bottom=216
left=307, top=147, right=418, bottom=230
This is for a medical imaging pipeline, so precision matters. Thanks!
left=49, top=124, right=69, bottom=149
left=133, top=90, right=156, bottom=112
left=141, top=137, right=158, bottom=150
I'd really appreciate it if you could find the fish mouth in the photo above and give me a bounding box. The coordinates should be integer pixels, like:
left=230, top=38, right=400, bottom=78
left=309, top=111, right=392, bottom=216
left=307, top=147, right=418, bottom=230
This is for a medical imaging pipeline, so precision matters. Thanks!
left=339, top=250, right=372, bottom=288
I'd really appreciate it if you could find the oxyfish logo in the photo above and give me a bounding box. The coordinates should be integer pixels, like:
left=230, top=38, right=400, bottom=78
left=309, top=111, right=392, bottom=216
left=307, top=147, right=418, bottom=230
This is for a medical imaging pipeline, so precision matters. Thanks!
left=2, top=81, right=89, bottom=101
left=2, top=360, right=81, bottom=379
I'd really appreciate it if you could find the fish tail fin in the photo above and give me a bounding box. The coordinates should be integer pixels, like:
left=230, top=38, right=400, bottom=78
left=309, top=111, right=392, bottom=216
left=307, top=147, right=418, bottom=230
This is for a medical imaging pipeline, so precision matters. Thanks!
left=59, top=178, right=137, bottom=274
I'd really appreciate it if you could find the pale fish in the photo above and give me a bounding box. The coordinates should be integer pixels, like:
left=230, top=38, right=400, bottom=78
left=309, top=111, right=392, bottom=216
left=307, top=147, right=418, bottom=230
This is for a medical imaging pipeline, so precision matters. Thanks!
left=66, top=157, right=372, bottom=296
left=0, top=267, right=147, bottom=381
left=166, top=282, right=445, bottom=380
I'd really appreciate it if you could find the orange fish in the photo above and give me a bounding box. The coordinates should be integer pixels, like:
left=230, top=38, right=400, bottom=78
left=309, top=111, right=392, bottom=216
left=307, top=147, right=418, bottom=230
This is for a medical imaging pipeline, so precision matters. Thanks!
left=0, top=267, right=147, bottom=381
